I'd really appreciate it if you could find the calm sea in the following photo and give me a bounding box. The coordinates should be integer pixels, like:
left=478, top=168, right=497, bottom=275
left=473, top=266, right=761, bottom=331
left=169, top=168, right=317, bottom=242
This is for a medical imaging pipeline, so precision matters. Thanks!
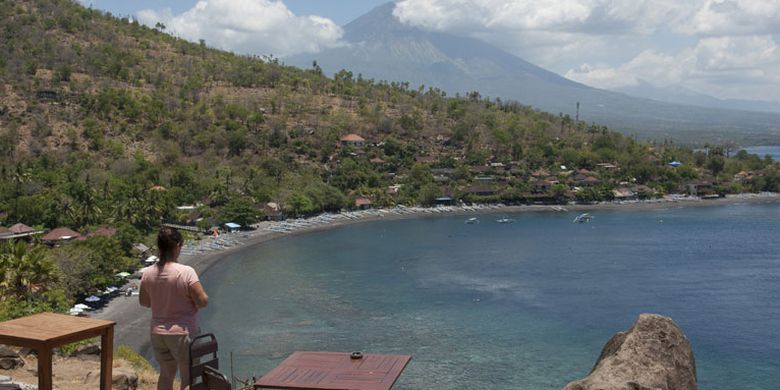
left=199, top=203, right=780, bottom=389
left=744, top=146, right=780, bottom=162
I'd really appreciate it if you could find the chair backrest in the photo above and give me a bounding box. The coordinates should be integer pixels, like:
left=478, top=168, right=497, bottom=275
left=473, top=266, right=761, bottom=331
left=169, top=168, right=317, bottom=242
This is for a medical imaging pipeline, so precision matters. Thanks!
left=203, top=365, right=232, bottom=390
left=189, top=333, right=224, bottom=390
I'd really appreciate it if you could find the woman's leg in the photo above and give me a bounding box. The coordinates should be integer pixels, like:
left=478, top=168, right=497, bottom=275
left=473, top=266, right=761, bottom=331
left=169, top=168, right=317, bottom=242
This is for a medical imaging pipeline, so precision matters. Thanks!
left=157, top=360, right=178, bottom=390
left=152, top=334, right=178, bottom=390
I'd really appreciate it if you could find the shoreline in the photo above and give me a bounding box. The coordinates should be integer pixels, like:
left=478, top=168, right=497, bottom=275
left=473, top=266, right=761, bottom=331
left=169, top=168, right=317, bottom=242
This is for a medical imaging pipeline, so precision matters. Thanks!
left=93, top=193, right=780, bottom=357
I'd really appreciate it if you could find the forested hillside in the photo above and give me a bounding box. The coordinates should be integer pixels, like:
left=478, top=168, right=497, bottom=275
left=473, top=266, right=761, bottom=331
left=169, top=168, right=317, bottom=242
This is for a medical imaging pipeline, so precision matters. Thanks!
left=0, top=0, right=778, bottom=317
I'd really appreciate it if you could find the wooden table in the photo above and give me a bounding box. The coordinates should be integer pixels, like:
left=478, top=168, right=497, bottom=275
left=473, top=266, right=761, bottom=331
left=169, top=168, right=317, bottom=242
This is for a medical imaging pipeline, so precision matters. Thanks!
left=255, top=352, right=411, bottom=390
left=0, top=312, right=115, bottom=390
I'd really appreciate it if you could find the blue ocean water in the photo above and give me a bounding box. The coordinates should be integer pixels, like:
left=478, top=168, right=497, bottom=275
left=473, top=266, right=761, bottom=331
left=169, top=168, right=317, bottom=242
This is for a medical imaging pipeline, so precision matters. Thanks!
left=198, top=203, right=780, bottom=389
left=744, top=146, right=780, bottom=162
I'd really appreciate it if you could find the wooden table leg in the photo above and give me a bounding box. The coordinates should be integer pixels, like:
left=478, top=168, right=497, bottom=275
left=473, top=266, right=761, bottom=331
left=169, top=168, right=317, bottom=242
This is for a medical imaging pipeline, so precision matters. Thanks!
left=37, top=346, right=53, bottom=390
left=100, top=325, right=114, bottom=390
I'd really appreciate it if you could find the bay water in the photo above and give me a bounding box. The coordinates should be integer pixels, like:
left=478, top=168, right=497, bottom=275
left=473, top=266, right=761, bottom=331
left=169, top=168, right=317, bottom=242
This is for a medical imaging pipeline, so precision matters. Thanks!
left=744, top=146, right=780, bottom=162
left=199, top=203, right=780, bottom=389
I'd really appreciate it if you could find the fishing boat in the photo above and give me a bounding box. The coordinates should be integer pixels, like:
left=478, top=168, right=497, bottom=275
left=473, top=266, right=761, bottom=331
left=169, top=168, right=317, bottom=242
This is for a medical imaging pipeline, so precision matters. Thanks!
left=465, top=217, right=479, bottom=224
left=496, top=216, right=515, bottom=224
left=573, top=213, right=593, bottom=223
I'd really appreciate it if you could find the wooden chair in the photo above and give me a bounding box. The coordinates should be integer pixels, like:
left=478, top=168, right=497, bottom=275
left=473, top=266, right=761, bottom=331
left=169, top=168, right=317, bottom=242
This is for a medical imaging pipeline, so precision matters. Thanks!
left=189, top=333, right=231, bottom=390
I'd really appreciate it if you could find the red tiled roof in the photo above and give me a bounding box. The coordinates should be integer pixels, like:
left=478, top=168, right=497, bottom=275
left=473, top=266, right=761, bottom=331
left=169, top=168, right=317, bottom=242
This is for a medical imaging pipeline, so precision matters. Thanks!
left=42, top=227, right=81, bottom=241
left=9, top=223, right=35, bottom=234
left=341, top=134, right=365, bottom=142
left=355, top=197, right=372, bottom=207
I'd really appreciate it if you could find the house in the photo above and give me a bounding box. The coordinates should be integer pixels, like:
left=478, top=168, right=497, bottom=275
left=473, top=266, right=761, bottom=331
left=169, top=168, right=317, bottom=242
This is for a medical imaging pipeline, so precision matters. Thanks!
left=687, top=180, right=717, bottom=197
left=533, top=180, right=554, bottom=193
left=340, top=134, right=366, bottom=147
left=9, top=223, right=35, bottom=235
left=612, top=187, right=637, bottom=200
left=36, top=90, right=59, bottom=101
left=223, top=222, right=241, bottom=233
left=42, top=227, right=81, bottom=242
left=734, top=171, right=753, bottom=182
left=0, top=223, right=42, bottom=241
left=369, top=157, right=385, bottom=164
left=435, top=196, right=453, bottom=206
left=386, top=185, right=402, bottom=196
left=633, top=185, right=657, bottom=199
left=263, top=202, right=283, bottom=221
left=583, top=176, right=601, bottom=187
left=355, top=197, right=373, bottom=210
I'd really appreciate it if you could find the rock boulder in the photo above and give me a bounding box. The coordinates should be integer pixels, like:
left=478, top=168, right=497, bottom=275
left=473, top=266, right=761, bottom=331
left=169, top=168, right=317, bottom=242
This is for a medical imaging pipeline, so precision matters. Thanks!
left=85, top=366, right=138, bottom=390
left=0, top=347, right=23, bottom=370
left=563, top=313, right=697, bottom=390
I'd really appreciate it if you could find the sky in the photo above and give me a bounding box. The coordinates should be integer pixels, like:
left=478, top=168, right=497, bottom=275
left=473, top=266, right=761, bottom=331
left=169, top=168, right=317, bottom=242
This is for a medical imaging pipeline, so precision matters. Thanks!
left=77, top=0, right=780, bottom=103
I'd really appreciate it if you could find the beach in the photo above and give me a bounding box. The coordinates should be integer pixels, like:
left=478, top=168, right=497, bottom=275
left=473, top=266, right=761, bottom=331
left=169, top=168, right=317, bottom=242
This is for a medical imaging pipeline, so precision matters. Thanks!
left=93, top=192, right=780, bottom=358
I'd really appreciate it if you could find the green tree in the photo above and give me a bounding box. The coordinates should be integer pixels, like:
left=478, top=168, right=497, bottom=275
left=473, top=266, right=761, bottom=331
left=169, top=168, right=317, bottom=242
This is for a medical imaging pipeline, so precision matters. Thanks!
left=219, top=197, right=260, bottom=227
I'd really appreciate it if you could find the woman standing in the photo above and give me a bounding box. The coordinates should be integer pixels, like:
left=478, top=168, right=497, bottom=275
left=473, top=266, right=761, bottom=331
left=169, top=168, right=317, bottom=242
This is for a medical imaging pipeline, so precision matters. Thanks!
left=140, top=227, right=209, bottom=390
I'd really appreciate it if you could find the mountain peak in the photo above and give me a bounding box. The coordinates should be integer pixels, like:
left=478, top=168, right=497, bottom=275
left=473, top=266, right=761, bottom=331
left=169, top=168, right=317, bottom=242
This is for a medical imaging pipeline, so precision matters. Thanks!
left=343, top=2, right=411, bottom=39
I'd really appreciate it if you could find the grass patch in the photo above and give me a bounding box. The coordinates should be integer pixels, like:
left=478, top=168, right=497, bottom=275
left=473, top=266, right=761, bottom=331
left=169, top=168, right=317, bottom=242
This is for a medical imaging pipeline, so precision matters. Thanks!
left=116, top=345, right=155, bottom=372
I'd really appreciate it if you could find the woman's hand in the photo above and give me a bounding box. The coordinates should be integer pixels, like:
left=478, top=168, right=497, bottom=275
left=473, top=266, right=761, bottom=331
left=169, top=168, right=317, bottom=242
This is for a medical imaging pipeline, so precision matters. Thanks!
left=190, top=281, right=209, bottom=309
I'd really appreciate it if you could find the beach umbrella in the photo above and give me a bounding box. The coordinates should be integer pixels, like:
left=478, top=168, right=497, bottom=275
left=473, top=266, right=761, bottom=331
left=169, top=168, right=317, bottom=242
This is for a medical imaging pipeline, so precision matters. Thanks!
left=115, top=272, right=131, bottom=278
left=74, top=303, right=91, bottom=310
left=84, top=295, right=101, bottom=303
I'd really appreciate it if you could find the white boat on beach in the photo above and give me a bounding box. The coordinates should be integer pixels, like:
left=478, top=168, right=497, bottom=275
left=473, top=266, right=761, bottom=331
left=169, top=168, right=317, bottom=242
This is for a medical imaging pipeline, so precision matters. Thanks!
left=573, top=213, right=593, bottom=223
left=465, top=217, right=479, bottom=224
left=496, top=217, right=515, bottom=224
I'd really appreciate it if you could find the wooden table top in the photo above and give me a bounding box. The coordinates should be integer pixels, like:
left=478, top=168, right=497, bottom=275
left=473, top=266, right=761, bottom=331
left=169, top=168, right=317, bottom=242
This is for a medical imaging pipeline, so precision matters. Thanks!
left=255, top=352, right=411, bottom=390
left=0, top=312, right=115, bottom=346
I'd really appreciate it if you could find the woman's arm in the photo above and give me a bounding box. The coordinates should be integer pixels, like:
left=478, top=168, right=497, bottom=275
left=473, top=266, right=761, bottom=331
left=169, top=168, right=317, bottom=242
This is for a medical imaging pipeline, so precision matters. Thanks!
left=139, top=282, right=151, bottom=308
left=190, top=281, right=209, bottom=309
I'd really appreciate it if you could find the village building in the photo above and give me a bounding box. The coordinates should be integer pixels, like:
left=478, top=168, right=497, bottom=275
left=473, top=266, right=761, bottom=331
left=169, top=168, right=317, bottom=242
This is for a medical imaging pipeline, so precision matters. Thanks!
left=42, top=227, right=81, bottom=242
left=386, top=185, right=402, bottom=196
left=533, top=180, right=555, bottom=193
left=263, top=202, right=283, bottom=221
left=355, top=197, right=373, bottom=210
left=687, top=180, right=717, bottom=198
left=734, top=171, right=753, bottom=182
left=340, top=134, right=366, bottom=147
left=612, top=187, right=637, bottom=200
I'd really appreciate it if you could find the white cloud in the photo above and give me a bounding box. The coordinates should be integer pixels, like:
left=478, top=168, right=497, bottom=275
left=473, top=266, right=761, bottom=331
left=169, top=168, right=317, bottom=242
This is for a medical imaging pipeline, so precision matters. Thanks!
left=565, top=36, right=780, bottom=100
left=679, top=0, right=780, bottom=36
left=137, top=0, right=345, bottom=58
left=393, top=0, right=690, bottom=35
left=392, top=0, right=780, bottom=101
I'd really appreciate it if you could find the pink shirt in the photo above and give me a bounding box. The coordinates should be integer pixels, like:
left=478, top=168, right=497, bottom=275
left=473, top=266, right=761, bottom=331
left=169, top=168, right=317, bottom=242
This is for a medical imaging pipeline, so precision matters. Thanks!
left=141, top=262, right=200, bottom=335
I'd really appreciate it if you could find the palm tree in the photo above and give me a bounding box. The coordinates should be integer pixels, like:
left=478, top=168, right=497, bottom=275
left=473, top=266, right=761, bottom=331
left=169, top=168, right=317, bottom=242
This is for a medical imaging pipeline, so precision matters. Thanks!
left=0, top=242, right=59, bottom=301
